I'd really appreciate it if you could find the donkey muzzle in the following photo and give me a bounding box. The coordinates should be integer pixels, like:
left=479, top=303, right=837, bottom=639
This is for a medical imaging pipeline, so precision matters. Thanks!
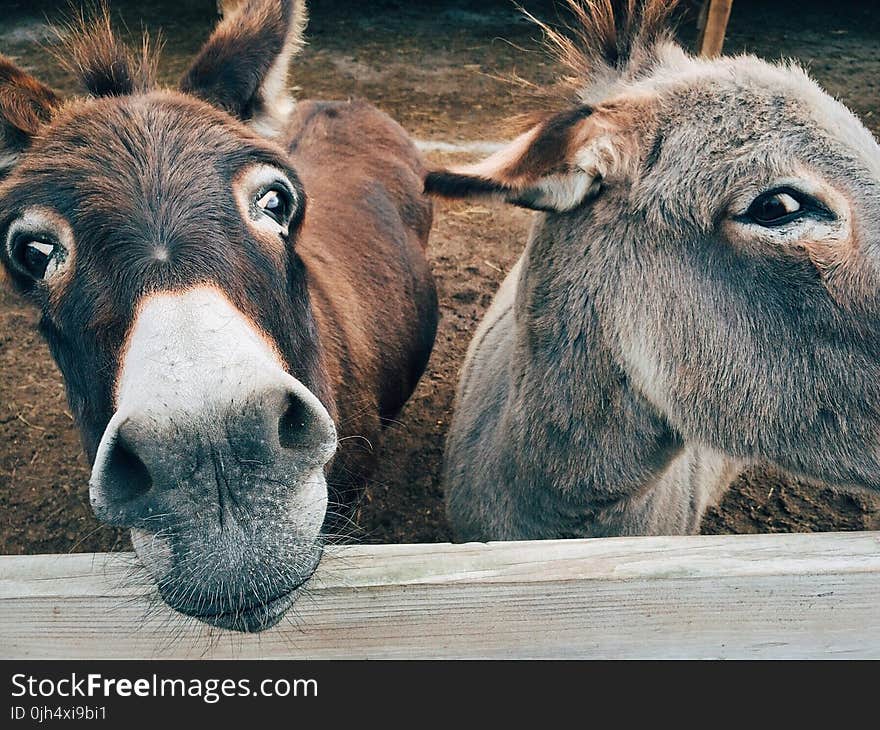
left=87, top=286, right=337, bottom=631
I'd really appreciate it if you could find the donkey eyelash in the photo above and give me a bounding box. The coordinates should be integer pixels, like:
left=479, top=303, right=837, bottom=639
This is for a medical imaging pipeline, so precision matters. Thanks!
left=255, top=180, right=296, bottom=203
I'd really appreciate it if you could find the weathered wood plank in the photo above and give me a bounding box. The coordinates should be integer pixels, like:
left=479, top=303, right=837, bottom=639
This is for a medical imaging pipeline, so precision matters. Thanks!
left=1, top=531, right=879, bottom=658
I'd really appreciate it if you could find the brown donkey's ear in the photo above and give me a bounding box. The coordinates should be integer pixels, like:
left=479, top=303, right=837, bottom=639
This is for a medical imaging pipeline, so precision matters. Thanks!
left=425, top=104, right=640, bottom=212
left=0, top=57, right=60, bottom=178
left=181, top=0, right=307, bottom=137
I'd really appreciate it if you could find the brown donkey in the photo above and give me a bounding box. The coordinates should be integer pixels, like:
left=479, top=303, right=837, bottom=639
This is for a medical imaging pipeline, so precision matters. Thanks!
left=0, top=0, right=437, bottom=631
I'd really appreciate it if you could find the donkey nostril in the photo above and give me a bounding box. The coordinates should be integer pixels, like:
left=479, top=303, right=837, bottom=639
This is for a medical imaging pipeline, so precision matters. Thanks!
left=105, top=434, right=153, bottom=503
left=278, top=394, right=315, bottom=450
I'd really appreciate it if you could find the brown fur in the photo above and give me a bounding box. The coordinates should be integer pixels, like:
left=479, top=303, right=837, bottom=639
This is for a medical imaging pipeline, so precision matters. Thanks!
left=0, top=58, right=58, bottom=134
left=502, top=105, right=594, bottom=181
left=285, top=98, right=436, bottom=489
left=0, top=56, right=59, bottom=175
left=182, top=0, right=306, bottom=129
left=53, top=6, right=160, bottom=97
left=0, top=0, right=437, bottom=631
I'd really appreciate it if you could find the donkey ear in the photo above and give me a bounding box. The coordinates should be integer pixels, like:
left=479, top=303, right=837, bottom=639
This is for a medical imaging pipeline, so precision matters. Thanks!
left=425, top=104, right=638, bottom=212
left=0, top=56, right=60, bottom=178
left=180, top=0, right=307, bottom=137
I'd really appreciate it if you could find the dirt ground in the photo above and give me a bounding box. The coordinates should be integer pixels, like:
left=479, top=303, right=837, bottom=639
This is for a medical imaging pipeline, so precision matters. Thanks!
left=1, top=0, right=879, bottom=554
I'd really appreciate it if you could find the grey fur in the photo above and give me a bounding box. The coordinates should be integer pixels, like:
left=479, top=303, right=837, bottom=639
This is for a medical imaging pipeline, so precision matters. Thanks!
left=438, top=22, right=880, bottom=541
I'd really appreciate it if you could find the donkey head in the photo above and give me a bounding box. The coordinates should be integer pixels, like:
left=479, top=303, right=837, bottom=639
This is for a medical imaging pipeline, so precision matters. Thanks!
left=427, top=1, right=880, bottom=493
left=0, top=1, right=336, bottom=632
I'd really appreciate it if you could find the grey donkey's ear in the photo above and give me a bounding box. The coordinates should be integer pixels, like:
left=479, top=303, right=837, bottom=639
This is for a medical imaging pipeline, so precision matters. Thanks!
left=180, top=0, right=307, bottom=137
left=425, top=102, right=643, bottom=213
left=0, top=56, right=60, bottom=179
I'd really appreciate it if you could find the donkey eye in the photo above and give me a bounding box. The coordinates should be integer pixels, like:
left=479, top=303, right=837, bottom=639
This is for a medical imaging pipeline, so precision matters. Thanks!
left=17, top=238, right=65, bottom=280
left=746, top=190, right=805, bottom=226
left=256, top=187, right=293, bottom=225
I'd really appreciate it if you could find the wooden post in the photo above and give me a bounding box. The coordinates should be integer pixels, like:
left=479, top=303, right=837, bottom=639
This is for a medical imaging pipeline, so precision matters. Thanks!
left=1, top=531, right=879, bottom=658
left=697, top=0, right=734, bottom=57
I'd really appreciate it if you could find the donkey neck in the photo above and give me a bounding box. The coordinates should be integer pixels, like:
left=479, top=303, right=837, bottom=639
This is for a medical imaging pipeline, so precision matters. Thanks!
left=505, top=213, right=693, bottom=523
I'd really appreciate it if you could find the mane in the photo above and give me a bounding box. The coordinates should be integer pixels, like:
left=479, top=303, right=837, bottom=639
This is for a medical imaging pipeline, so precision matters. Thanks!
left=53, top=4, right=162, bottom=97
left=524, top=0, right=682, bottom=103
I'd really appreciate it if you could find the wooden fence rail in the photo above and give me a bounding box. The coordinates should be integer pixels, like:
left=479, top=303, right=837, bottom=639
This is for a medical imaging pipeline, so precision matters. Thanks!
left=1, top=531, right=879, bottom=658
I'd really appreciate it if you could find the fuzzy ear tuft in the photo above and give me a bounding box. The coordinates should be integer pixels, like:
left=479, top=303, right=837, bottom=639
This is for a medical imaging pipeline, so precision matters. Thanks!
left=181, top=0, right=307, bottom=137
left=53, top=5, right=160, bottom=97
left=526, top=0, right=682, bottom=105
left=0, top=56, right=60, bottom=178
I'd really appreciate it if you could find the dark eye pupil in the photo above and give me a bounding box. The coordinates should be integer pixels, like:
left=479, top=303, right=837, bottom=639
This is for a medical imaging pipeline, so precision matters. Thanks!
left=746, top=190, right=805, bottom=227
left=758, top=197, right=787, bottom=220
left=23, top=242, right=53, bottom=278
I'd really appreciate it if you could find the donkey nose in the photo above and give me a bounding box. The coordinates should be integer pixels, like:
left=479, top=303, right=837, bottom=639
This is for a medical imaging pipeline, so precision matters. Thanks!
left=89, top=378, right=337, bottom=527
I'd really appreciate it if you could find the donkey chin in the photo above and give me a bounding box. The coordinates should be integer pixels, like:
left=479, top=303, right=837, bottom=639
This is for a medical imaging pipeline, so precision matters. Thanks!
left=88, top=287, right=338, bottom=632
left=129, top=475, right=329, bottom=633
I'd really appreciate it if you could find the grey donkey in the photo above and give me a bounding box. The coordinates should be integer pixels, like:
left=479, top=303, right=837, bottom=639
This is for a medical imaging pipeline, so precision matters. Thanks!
left=425, top=0, right=880, bottom=541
